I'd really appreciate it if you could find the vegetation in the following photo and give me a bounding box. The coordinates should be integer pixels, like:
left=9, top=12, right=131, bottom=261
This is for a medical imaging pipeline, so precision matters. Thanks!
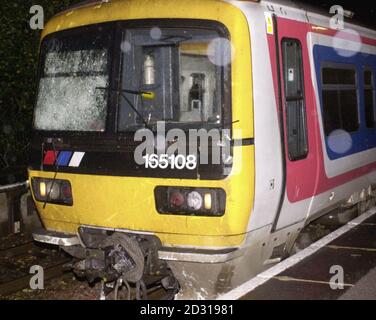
left=0, top=1, right=81, bottom=183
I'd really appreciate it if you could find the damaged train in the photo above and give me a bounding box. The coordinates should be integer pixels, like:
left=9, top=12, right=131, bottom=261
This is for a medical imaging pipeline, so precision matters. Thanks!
left=29, top=0, right=376, bottom=299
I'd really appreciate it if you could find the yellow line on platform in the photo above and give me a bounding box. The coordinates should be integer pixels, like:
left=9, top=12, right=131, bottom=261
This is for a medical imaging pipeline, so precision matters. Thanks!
left=273, top=276, right=354, bottom=287
left=326, top=245, right=376, bottom=252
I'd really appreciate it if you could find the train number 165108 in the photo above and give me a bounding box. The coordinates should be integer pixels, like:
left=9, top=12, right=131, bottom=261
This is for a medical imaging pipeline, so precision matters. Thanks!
left=143, top=154, right=197, bottom=170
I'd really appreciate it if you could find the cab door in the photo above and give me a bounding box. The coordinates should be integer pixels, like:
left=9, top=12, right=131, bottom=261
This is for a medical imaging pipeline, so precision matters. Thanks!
left=272, top=16, right=319, bottom=230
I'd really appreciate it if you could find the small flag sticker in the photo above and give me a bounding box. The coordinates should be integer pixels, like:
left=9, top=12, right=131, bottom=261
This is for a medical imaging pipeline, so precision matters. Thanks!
left=43, top=151, right=58, bottom=166
left=68, top=152, right=86, bottom=168
left=43, top=151, right=85, bottom=167
left=57, top=151, right=73, bottom=166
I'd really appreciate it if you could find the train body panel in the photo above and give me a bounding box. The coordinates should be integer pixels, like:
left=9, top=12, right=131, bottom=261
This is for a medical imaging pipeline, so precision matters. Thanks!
left=231, top=0, right=376, bottom=233
left=29, top=145, right=254, bottom=248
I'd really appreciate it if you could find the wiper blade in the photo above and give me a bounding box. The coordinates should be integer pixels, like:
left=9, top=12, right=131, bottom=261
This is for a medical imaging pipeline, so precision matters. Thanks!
left=96, top=87, right=154, bottom=99
left=144, top=35, right=193, bottom=47
left=159, top=35, right=193, bottom=45
left=96, top=87, right=152, bottom=130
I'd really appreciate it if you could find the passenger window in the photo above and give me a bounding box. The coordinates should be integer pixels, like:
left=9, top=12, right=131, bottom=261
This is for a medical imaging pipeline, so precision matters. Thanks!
left=364, top=69, right=375, bottom=128
left=321, top=65, right=359, bottom=135
left=281, top=39, right=308, bottom=161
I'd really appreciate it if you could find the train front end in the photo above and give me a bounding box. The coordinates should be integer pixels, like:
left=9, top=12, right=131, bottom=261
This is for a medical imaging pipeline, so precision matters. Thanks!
left=29, top=0, right=255, bottom=299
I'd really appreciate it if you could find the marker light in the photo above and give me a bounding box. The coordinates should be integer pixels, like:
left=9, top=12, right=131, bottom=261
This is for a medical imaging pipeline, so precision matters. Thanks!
left=204, top=193, right=212, bottom=210
left=61, top=181, right=73, bottom=199
left=170, top=191, right=185, bottom=208
left=39, top=182, right=47, bottom=198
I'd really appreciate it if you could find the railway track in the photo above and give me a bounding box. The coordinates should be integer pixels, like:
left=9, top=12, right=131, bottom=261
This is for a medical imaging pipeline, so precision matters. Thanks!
left=0, top=214, right=355, bottom=300
left=0, top=239, right=71, bottom=297
left=0, top=261, right=69, bottom=296
left=0, top=238, right=168, bottom=300
left=0, top=242, right=35, bottom=259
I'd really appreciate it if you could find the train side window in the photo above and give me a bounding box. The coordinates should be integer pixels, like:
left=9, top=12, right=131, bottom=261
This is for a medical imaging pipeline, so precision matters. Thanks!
left=364, top=69, right=375, bottom=128
left=321, top=64, right=359, bottom=135
left=281, top=39, right=308, bottom=161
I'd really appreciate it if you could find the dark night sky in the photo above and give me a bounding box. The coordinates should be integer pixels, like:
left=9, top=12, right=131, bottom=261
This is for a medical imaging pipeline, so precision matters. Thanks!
left=298, top=0, right=375, bottom=28
left=68, top=1, right=376, bottom=29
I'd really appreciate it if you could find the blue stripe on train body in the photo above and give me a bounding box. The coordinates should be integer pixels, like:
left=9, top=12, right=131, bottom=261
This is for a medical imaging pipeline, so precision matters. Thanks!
left=313, top=44, right=376, bottom=161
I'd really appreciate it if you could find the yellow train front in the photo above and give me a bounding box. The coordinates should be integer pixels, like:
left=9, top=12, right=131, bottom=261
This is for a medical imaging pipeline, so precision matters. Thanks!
left=29, top=0, right=257, bottom=299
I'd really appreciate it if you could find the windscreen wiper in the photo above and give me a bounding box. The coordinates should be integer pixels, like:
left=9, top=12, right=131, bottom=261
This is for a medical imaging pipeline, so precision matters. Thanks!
left=96, top=87, right=153, bottom=130
left=144, top=35, right=193, bottom=48
left=159, top=35, right=193, bottom=45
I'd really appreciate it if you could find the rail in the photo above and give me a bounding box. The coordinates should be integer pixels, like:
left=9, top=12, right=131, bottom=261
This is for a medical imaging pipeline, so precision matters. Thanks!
left=0, top=240, right=70, bottom=297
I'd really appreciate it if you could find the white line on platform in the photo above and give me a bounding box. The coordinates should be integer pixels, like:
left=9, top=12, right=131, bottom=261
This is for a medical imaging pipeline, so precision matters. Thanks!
left=217, top=207, right=376, bottom=300
left=273, top=276, right=354, bottom=287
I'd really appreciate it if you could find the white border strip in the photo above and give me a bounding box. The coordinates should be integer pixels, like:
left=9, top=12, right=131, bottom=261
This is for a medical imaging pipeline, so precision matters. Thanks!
left=217, top=207, right=376, bottom=300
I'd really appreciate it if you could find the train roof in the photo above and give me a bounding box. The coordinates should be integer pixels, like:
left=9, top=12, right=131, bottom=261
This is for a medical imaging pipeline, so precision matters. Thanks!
left=58, top=0, right=375, bottom=34
left=264, top=0, right=375, bottom=31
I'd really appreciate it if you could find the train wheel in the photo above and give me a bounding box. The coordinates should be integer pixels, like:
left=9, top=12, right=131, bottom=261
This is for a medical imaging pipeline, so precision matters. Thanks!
left=102, top=233, right=145, bottom=284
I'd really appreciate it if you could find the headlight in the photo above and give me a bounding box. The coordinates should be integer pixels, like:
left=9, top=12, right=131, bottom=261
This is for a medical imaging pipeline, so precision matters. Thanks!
left=31, top=178, right=73, bottom=206
left=155, top=187, right=226, bottom=217
left=187, top=191, right=203, bottom=211
left=46, top=181, right=61, bottom=200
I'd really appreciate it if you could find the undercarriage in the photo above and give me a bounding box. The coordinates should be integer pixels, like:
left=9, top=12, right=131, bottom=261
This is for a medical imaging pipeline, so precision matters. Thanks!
left=34, top=227, right=179, bottom=300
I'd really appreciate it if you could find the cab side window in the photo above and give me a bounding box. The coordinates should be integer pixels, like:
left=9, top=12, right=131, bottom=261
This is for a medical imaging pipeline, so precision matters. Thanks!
left=281, top=39, right=308, bottom=161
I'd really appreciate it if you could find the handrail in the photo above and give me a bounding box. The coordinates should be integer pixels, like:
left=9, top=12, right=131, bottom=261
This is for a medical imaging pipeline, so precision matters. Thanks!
left=0, top=181, right=29, bottom=194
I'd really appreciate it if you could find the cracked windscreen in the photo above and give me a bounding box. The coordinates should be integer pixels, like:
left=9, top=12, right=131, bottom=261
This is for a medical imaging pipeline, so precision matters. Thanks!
left=34, top=26, right=113, bottom=132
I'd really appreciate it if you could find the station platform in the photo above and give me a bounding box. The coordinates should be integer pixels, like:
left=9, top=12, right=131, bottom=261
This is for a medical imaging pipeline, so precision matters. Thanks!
left=219, top=208, right=376, bottom=300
